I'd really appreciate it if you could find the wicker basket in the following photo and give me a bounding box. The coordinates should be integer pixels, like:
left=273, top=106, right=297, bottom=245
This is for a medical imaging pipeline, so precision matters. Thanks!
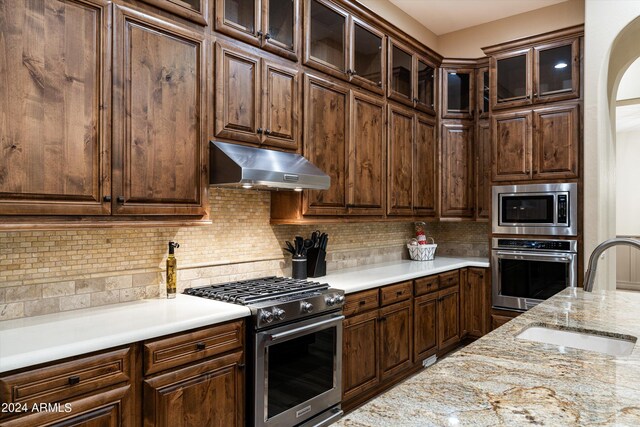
left=407, top=237, right=437, bottom=261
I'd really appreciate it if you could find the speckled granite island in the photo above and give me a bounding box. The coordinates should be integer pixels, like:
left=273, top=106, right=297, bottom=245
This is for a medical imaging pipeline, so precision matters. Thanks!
left=334, top=288, right=640, bottom=426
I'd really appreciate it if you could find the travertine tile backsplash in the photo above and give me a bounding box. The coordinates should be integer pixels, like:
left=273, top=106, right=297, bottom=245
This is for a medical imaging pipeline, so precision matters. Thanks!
left=0, top=189, right=488, bottom=320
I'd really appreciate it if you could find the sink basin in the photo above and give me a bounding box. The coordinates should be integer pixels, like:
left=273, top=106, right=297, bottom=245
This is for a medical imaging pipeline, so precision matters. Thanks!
left=516, top=325, right=636, bottom=356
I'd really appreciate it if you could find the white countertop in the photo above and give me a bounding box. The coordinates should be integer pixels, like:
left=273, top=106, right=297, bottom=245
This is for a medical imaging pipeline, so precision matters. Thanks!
left=324, top=256, right=490, bottom=294
left=0, top=256, right=488, bottom=373
left=0, top=295, right=250, bottom=373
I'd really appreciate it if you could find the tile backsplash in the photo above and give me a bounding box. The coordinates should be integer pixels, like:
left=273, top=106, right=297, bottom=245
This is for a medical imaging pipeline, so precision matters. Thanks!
left=0, top=189, right=488, bottom=320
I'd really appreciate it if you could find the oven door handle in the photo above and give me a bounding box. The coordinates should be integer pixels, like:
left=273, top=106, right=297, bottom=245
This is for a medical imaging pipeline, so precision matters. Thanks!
left=269, top=315, right=345, bottom=342
left=495, top=251, right=572, bottom=261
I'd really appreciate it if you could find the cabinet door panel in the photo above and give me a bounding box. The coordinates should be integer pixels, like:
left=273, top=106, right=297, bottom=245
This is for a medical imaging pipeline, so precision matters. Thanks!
left=348, top=91, right=385, bottom=214
left=491, top=48, right=532, bottom=110
left=303, top=75, right=348, bottom=215
left=141, top=0, right=209, bottom=25
left=350, top=18, right=385, bottom=95
left=463, top=268, right=489, bottom=338
left=0, top=0, right=110, bottom=216
left=476, top=121, right=490, bottom=220
left=143, top=351, right=244, bottom=427
left=379, top=300, right=412, bottom=381
left=262, top=61, right=299, bottom=150
left=387, top=104, right=414, bottom=216
left=534, top=38, right=579, bottom=103
left=304, top=0, right=348, bottom=79
left=533, top=104, right=579, bottom=179
left=415, top=56, right=436, bottom=115
left=113, top=6, right=206, bottom=215
left=343, top=310, right=379, bottom=401
left=414, top=115, right=437, bottom=217
left=477, top=67, right=490, bottom=119
left=414, top=292, right=437, bottom=362
left=215, top=0, right=260, bottom=46
left=491, top=110, right=532, bottom=182
left=387, top=39, right=413, bottom=107
left=215, top=43, right=261, bottom=144
left=262, top=0, right=299, bottom=61
left=441, top=122, right=474, bottom=218
left=442, top=67, right=474, bottom=120
left=438, top=285, right=460, bottom=350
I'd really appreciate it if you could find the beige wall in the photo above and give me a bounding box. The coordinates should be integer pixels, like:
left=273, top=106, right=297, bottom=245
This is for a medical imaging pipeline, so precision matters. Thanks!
left=616, top=130, right=640, bottom=236
left=437, top=0, right=584, bottom=58
left=355, top=0, right=439, bottom=49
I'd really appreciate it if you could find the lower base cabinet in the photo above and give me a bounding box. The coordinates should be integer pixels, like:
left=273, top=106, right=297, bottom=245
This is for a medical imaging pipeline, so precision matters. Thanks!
left=491, top=308, right=522, bottom=330
left=413, top=292, right=438, bottom=361
left=343, top=310, right=380, bottom=401
left=379, top=300, right=413, bottom=381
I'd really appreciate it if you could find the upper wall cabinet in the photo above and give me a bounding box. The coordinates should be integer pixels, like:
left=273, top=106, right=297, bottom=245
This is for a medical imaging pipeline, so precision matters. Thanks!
left=0, top=0, right=111, bottom=216
left=488, top=33, right=581, bottom=110
left=142, top=0, right=209, bottom=25
left=476, top=66, right=490, bottom=119
left=215, top=0, right=300, bottom=61
left=441, top=66, right=474, bottom=120
left=304, top=0, right=386, bottom=94
left=112, top=5, right=207, bottom=216
left=388, top=39, right=436, bottom=115
left=215, top=42, right=300, bottom=150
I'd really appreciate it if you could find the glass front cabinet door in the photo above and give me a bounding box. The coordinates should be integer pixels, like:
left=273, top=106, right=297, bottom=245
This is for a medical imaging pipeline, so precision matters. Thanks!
left=442, top=67, right=474, bottom=119
left=350, top=17, right=385, bottom=94
left=491, top=48, right=531, bottom=110
left=415, top=57, right=436, bottom=115
left=216, top=0, right=299, bottom=60
left=534, top=38, right=579, bottom=103
left=388, top=40, right=413, bottom=103
left=304, top=0, right=348, bottom=77
left=477, top=66, right=489, bottom=119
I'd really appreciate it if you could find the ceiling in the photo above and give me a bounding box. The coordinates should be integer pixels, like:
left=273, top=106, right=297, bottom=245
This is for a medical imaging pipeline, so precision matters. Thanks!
left=389, top=0, right=569, bottom=36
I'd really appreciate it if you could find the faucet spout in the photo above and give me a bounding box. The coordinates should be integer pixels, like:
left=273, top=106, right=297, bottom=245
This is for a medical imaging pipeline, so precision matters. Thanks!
left=583, top=238, right=640, bottom=292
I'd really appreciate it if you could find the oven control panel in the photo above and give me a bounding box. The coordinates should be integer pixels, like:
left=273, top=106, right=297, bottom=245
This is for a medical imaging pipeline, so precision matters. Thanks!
left=494, top=238, right=577, bottom=252
left=253, top=290, right=345, bottom=329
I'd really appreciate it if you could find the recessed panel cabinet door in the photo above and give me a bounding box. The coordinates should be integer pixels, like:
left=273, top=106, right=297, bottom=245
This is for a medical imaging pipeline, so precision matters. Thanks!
left=348, top=91, right=385, bottom=215
left=414, top=115, right=437, bottom=217
left=441, top=122, right=474, bottom=218
left=533, top=103, right=579, bottom=179
left=0, top=0, right=110, bottom=216
left=476, top=120, right=490, bottom=220
left=342, top=310, right=379, bottom=401
left=215, top=43, right=262, bottom=144
left=387, top=104, right=413, bottom=216
left=379, top=300, right=412, bottom=381
left=303, top=75, right=349, bottom=215
left=437, top=285, right=460, bottom=350
left=491, top=110, right=533, bottom=181
left=413, top=292, right=437, bottom=362
left=113, top=6, right=206, bottom=216
left=262, top=60, right=300, bottom=150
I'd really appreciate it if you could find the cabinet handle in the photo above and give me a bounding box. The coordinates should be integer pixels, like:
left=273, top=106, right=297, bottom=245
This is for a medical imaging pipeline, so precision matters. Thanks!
left=116, top=196, right=124, bottom=203
left=396, top=290, right=403, bottom=296
left=68, top=376, right=80, bottom=386
left=103, top=196, right=112, bottom=202
left=238, top=363, right=246, bottom=369
left=379, top=316, right=387, bottom=322
left=257, top=128, right=263, bottom=134
left=413, top=97, right=419, bottom=103
left=257, top=31, right=263, bottom=38
left=265, top=129, right=271, bottom=135
left=264, top=33, right=271, bottom=40
left=359, top=300, right=366, bottom=305
left=196, top=342, right=206, bottom=351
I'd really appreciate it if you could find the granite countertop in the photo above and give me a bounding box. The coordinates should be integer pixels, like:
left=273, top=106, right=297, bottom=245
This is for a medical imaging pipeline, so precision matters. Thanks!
left=0, top=295, right=250, bottom=373
left=334, top=288, right=640, bottom=427
left=324, top=257, right=489, bottom=294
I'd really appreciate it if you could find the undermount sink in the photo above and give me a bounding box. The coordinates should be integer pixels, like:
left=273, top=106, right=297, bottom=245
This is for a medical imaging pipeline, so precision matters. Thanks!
left=516, top=325, right=637, bottom=356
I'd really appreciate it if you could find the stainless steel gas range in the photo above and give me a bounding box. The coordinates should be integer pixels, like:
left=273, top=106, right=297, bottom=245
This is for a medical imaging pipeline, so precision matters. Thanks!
left=185, top=277, right=345, bottom=427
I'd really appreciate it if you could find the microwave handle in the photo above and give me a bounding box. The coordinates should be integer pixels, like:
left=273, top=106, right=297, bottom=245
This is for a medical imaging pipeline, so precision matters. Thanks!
left=495, top=251, right=572, bottom=261
left=269, top=315, right=345, bottom=342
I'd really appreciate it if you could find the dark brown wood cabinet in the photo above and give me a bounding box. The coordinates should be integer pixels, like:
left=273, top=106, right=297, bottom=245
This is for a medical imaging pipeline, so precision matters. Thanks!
left=342, top=310, right=380, bottom=401
left=440, top=122, right=474, bottom=218
left=112, top=5, right=207, bottom=216
left=142, top=0, right=209, bottom=25
left=437, top=284, right=460, bottom=351
left=461, top=268, right=490, bottom=338
left=388, top=38, right=437, bottom=115
left=0, top=0, right=111, bottom=217
left=379, top=300, right=413, bottom=381
left=304, top=0, right=349, bottom=78
left=413, top=292, right=438, bottom=361
left=0, top=346, right=135, bottom=426
left=215, top=0, right=299, bottom=61
left=491, top=109, right=533, bottom=182
left=491, top=308, right=521, bottom=330
left=387, top=103, right=414, bottom=216
left=215, top=43, right=300, bottom=150
left=441, top=66, right=474, bottom=120
left=350, top=18, right=386, bottom=95
left=348, top=90, right=386, bottom=215
left=475, top=120, right=491, bottom=220
left=414, top=115, right=438, bottom=217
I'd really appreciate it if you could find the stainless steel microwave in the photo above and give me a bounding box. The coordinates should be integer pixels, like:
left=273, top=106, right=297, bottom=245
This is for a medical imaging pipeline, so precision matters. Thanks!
left=492, top=183, right=577, bottom=236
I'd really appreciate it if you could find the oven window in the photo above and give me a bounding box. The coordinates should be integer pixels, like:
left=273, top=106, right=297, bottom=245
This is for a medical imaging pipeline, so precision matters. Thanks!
left=267, top=328, right=335, bottom=419
left=501, top=195, right=554, bottom=223
left=500, top=258, right=568, bottom=300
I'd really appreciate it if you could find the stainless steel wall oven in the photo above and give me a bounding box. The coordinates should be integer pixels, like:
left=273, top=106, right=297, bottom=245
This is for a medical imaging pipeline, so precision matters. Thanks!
left=492, top=238, right=578, bottom=311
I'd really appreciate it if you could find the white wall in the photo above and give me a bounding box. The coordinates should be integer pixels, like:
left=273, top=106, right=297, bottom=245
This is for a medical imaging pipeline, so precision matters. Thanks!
left=618, top=58, right=640, bottom=100
left=616, top=131, right=640, bottom=236
left=584, top=1, right=640, bottom=290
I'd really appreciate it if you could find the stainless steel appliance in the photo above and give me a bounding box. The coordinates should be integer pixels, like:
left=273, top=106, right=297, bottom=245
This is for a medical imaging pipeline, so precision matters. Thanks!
left=184, top=277, right=344, bottom=427
left=492, top=238, right=578, bottom=311
left=492, top=183, right=577, bottom=236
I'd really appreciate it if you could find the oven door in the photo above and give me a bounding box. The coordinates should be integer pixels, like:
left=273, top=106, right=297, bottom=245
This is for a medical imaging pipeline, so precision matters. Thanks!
left=254, top=313, right=343, bottom=427
left=492, top=250, right=577, bottom=311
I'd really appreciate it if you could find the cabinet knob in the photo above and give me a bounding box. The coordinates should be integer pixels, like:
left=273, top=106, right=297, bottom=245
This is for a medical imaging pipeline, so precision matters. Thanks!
left=238, top=363, right=246, bottom=369
left=377, top=81, right=383, bottom=87
left=396, top=290, right=403, bottom=296
left=257, top=31, right=263, bottom=38
left=351, top=70, right=357, bottom=76
left=264, top=33, right=271, bottom=40
left=68, top=376, right=80, bottom=386
left=359, top=300, right=366, bottom=305
left=413, top=98, right=419, bottom=103
left=116, top=196, right=124, bottom=203
left=103, top=196, right=112, bottom=202
left=196, top=342, right=206, bottom=351
left=346, top=69, right=353, bottom=75
left=257, top=128, right=263, bottom=134
left=265, top=129, right=271, bottom=135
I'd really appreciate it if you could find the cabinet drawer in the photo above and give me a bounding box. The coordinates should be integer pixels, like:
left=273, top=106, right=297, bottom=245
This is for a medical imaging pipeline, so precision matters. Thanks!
left=344, top=289, right=379, bottom=317
left=380, top=281, right=412, bottom=307
left=439, top=270, right=459, bottom=289
left=414, top=275, right=439, bottom=296
left=0, top=346, right=132, bottom=411
left=144, top=320, right=244, bottom=376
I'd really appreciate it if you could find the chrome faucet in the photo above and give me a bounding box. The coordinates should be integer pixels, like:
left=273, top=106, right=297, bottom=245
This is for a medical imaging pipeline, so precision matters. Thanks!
left=583, top=238, right=640, bottom=291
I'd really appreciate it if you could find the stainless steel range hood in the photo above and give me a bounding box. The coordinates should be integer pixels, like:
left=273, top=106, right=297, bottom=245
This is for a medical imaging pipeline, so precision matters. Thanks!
left=209, top=141, right=330, bottom=190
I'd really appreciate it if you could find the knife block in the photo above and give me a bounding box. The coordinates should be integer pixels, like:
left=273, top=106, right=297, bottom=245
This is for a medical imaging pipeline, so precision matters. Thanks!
left=307, top=248, right=326, bottom=278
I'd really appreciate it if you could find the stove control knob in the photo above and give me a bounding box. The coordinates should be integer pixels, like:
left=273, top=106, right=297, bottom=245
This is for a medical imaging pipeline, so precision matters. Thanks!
left=301, top=301, right=314, bottom=313
left=325, top=296, right=336, bottom=306
left=335, top=295, right=345, bottom=305
left=260, top=310, right=274, bottom=324
left=272, top=308, right=286, bottom=321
